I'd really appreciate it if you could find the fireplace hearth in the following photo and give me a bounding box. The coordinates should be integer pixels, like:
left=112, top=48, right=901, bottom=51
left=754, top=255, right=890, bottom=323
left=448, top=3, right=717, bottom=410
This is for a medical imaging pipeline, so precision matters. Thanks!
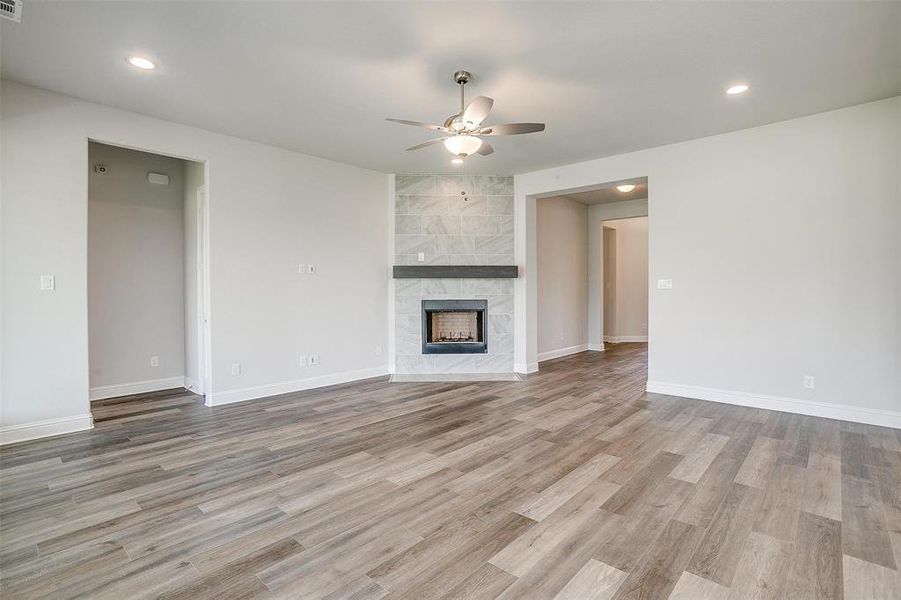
left=421, top=300, right=488, bottom=354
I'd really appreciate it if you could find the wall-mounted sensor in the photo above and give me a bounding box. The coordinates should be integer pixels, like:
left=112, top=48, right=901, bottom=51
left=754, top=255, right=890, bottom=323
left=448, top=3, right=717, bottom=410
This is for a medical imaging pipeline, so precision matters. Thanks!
left=93, top=164, right=108, bottom=174
left=148, top=172, right=169, bottom=185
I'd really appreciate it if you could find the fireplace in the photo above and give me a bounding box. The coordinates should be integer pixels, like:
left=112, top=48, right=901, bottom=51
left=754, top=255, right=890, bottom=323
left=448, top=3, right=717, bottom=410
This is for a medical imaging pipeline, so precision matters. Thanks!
left=421, top=299, right=488, bottom=354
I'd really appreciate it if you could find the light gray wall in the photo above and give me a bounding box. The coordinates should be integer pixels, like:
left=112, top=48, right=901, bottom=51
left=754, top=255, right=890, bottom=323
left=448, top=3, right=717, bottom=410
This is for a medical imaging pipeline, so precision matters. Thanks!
left=603, top=217, right=648, bottom=340
left=394, top=175, right=515, bottom=374
left=1, top=81, right=389, bottom=433
left=516, top=96, right=900, bottom=420
left=88, top=143, right=186, bottom=389
left=537, top=196, right=588, bottom=356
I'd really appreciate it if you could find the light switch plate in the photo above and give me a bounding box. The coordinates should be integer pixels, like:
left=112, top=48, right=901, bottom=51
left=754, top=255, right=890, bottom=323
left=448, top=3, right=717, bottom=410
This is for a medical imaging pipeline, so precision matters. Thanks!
left=298, top=263, right=306, bottom=274
left=40, top=275, right=55, bottom=291
left=309, top=354, right=320, bottom=365
left=307, top=264, right=316, bottom=275
left=657, top=279, right=673, bottom=289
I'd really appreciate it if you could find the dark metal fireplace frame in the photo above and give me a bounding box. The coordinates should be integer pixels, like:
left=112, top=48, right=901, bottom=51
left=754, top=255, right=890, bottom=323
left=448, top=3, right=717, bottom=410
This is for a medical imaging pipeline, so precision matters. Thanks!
left=421, top=299, right=488, bottom=355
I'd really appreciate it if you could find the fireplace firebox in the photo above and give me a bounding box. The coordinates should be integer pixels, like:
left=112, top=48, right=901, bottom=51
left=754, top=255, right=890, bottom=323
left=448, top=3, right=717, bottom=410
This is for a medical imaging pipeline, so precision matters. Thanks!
left=421, top=300, right=488, bottom=354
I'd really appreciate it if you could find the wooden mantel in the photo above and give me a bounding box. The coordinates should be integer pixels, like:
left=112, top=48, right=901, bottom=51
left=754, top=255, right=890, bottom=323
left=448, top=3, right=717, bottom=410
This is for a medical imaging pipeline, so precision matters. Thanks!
left=392, top=265, right=519, bottom=279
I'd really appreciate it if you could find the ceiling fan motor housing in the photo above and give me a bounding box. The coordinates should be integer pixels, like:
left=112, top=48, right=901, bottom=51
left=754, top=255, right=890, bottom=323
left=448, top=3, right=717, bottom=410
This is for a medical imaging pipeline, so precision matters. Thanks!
left=453, top=70, right=472, bottom=85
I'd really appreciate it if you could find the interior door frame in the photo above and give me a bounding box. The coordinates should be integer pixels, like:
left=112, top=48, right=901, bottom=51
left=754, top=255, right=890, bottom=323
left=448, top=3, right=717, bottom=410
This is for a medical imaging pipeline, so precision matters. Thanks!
left=195, top=184, right=211, bottom=396
left=85, top=137, right=212, bottom=404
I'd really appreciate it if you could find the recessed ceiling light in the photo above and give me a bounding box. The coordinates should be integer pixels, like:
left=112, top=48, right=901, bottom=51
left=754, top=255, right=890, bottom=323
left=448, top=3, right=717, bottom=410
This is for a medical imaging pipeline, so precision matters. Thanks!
left=451, top=158, right=464, bottom=165
left=726, top=83, right=749, bottom=95
left=127, top=56, right=156, bottom=70
left=616, top=184, right=636, bottom=193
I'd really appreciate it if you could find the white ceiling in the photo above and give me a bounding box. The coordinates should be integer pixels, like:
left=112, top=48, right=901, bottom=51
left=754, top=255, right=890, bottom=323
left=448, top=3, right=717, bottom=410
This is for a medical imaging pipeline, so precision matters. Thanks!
left=556, top=179, right=649, bottom=206
left=2, top=2, right=898, bottom=175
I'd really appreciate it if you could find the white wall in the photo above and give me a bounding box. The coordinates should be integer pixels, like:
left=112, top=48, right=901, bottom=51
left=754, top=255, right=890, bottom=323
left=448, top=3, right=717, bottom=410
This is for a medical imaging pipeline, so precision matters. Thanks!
left=537, top=196, right=588, bottom=359
left=603, top=217, right=648, bottom=341
left=88, top=143, right=186, bottom=391
left=1, top=81, right=389, bottom=441
left=516, top=97, right=900, bottom=425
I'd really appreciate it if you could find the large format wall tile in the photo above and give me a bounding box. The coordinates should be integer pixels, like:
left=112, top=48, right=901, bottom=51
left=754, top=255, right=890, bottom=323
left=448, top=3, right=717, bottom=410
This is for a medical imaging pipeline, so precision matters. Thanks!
left=474, top=235, right=514, bottom=255
left=462, top=215, right=502, bottom=235
left=434, top=355, right=477, bottom=374
left=396, top=175, right=436, bottom=195
left=479, top=176, right=514, bottom=195
left=407, top=195, right=449, bottom=215
left=422, top=215, right=462, bottom=235
left=395, top=215, right=422, bottom=234
left=449, top=196, right=488, bottom=215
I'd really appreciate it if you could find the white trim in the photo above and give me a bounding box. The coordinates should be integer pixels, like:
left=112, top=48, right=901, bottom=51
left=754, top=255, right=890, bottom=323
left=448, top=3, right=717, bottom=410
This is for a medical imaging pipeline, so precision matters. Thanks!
left=588, top=343, right=605, bottom=351
left=514, top=361, right=539, bottom=374
left=90, top=377, right=186, bottom=401
left=646, top=381, right=901, bottom=429
left=604, top=335, right=648, bottom=343
left=386, top=173, right=397, bottom=376
left=1, top=414, right=94, bottom=445
left=537, top=344, right=590, bottom=363
left=206, top=366, right=389, bottom=407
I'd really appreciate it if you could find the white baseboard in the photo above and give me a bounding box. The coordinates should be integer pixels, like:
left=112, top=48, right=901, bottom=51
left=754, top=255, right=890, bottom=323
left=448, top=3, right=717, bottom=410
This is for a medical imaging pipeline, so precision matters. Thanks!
left=588, top=343, right=605, bottom=352
left=90, top=376, right=186, bottom=401
left=646, top=381, right=901, bottom=429
left=1, top=414, right=94, bottom=446
left=604, top=336, right=648, bottom=343
left=514, top=362, right=539, bottom=374
left=538, top=344, right=590, bottom=363
left=207, top=366, right=389, bottom=407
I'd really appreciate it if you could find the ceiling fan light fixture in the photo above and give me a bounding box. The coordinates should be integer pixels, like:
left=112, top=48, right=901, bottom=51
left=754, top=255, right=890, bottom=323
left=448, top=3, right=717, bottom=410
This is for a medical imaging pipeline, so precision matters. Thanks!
left=616, top=184, right=636, bottom=193
left=444, top=135, right=482, bottom=157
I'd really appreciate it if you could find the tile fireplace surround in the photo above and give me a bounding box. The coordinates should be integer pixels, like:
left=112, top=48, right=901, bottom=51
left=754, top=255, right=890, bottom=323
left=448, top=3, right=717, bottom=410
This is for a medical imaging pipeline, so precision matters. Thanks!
left=394, top=174, right=514, bottom=374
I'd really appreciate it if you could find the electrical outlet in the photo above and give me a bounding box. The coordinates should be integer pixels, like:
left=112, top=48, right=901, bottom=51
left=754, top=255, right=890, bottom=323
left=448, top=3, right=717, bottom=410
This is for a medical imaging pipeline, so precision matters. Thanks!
left=559, top=332, right=565, bottom=341
left=231, top=363, right=241, bottom=376
left=150, top=356, right=159, bottom=368
left=803, top=375, right=815, bottom=389
left=417, top=252, right=425, bottom=262
left=299, top=354, right=307, bottom=367
left=307, top=264, right=316, bottom=275
left=309, top=354, right=320, bottom=366
left=40, top=275, right=55, bottom=291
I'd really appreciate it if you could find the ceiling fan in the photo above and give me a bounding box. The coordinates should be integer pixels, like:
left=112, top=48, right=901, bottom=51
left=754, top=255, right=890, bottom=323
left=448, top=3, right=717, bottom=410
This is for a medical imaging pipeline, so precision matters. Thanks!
left=386, top=70, right=545, bottom=160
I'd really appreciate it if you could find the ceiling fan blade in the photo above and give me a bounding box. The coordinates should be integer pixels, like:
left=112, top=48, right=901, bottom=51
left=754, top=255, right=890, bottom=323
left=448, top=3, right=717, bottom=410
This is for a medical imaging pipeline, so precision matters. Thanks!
left=462, top=96, right=494, bottom=125
left=479, top=123, right=545, bottom=136
left=477, top=141, right=494, bottom=156
left=405, top=138, right=447, bottom=151
left=387, top=118, right=447, bottom=132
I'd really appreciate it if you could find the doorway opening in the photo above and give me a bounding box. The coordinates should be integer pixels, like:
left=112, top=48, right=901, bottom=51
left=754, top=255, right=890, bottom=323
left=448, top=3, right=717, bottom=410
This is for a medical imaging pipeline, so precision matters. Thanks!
left=602, top=217, right=648, bottom=344
left=87, top=141, right=209, bottom=419
left=534, top=177, right=648, bottom=367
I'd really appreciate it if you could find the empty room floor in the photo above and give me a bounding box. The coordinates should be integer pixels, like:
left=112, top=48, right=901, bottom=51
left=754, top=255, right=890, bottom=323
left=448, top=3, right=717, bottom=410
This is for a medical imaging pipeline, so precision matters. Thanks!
left=1, top=344, right=899, bottom=599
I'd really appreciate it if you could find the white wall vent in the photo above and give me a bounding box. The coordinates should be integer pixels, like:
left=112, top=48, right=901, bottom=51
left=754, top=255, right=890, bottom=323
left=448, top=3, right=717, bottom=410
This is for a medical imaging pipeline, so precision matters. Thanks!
left=0, top=0, right=23, bottom=23
left=148, top=172, right=170, bottom=186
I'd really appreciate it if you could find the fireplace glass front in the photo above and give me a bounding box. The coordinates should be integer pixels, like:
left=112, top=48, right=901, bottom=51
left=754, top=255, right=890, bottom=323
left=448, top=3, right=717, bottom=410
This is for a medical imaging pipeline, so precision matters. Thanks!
left=421, top=300, right=488, bottom=354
